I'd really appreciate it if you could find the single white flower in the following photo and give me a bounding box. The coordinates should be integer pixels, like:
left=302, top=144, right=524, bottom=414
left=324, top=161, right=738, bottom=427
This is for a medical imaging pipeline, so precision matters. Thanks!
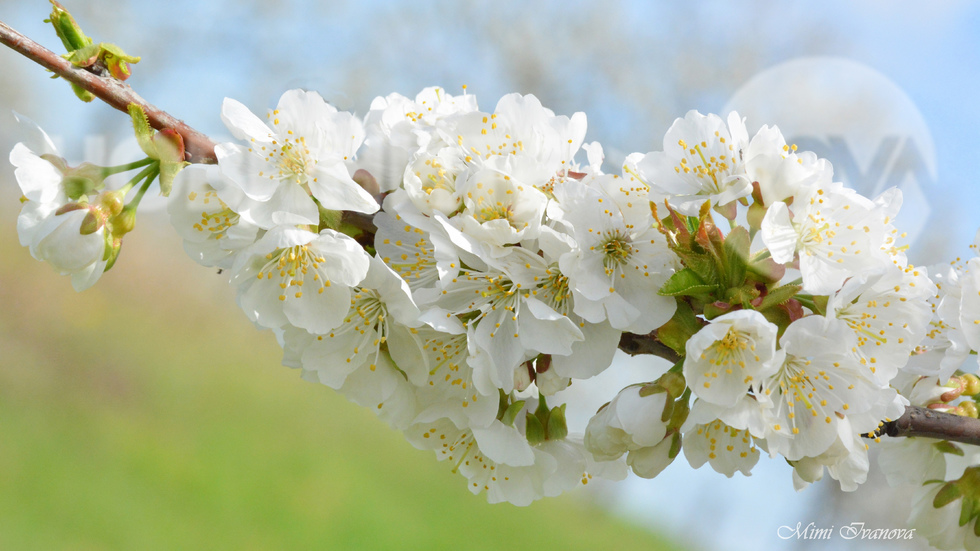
left=167, top=164, right=259, bottom=270
left=442, top=93, right=587, bottom=187
left=761, top=182, right=893, bottom=294
left=760, top=315, right=905, bottom=461
left=683, top=419, right=761, bottom=478
left=453, top=168, right=548, bottom=251
left=556, top=177, right=678, bottom=333
left=12, top=119, right=111, bottom=291
left=216, top=89, right=378, bottom=229
left=828, top=265, right=934, bottom=385
left=788, top=418, right=869, bottom=492
left=742, top=123, right=833, bottom=206
left=355, top=86, right=478, bottom=194
left=231, top=225, right=370, bottom=333
left=285, top=256, right=425, bottom=389
left=684, top=310, right=780, bottom=407
left=634, top=110, right=751, bottom=215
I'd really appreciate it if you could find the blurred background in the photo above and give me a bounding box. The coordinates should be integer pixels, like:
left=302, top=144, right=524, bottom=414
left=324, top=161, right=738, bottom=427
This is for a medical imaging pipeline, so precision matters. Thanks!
left=2, top=1, right=979, bottom=549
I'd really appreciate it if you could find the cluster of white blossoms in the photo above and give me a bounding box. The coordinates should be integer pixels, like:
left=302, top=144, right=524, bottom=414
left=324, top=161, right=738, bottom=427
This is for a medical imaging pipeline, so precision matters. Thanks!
left=13, top=85, right=980, bottom=549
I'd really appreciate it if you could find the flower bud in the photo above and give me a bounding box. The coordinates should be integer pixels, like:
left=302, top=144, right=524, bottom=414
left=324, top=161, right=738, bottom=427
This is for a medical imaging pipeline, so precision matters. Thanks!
left=513, top=363, right=533, bottom=392
left=109, top=205, right=137, bottom=238
left=963, top=374, right=980, bottom=397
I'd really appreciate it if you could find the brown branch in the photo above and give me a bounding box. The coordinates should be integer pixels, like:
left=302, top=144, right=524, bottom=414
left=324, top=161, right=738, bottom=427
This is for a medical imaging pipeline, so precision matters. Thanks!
left=0, top=20, right=217, bottom=164
left=881, top=405, right=980, bottom=446
left=618, top=331, right=682, bottom=364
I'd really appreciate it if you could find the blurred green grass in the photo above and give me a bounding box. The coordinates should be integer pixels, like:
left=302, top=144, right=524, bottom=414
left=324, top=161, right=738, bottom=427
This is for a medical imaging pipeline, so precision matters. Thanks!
left=0, top=207, right=680, bottom=551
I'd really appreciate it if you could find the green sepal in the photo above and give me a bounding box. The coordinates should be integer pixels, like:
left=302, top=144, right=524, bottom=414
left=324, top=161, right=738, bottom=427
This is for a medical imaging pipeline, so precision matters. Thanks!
left=103, top=236, right=122, bottom=272
left=746, top=201, right=767, bottom=233
left=974, top=516, right=980, bottom=538
left=721, top=226, right=750, bottom=288
left=546, top=404, right=568, bottom=441
left=655, top=300, right=702, bottom=356
left=638, top=383, right=666, bottom=398
left=525, top=412, right=546, bottom=445
left=499, top=400, right=525, bottom=427
left=667, top=432, right=682, bottom=460
left=934, top=481, right=963, bottom=509
left=935, top=440, right=965, bottom=456
left=658, top=371, right=686, bottom=399
left=660, top=396, right=674, bottom=424
left=667, top=396, right=691, bottom=432
left=960, top=495, right=974, bottom=527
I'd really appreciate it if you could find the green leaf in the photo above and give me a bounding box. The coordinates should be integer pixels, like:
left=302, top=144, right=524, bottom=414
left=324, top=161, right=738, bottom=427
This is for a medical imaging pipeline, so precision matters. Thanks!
left=725, top=284, right=761, bottom=307
left=658, top=268, right=716, bottom=297
left=722, top=226, right=750, bottom=288
left=675, top=250, right=720, bottom=284
left=129, top=103, right=155, bottom=156
left=757, top=284, right=802, bottom=311
left=47, top=1, right=92, bottom=52
left=655, top=301, right=702, bottom=356
left=69, top=82, right=95, bottom=103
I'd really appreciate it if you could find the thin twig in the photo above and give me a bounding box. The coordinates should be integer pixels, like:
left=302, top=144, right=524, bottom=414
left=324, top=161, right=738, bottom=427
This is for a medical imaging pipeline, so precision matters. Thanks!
left=0, top=20, right=217, bottom=164
left=881, top=406, right=980, bottom=447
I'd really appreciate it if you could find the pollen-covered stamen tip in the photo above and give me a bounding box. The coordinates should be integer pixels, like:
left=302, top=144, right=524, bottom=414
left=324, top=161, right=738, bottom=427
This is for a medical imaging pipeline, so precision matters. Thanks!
left=256, top=244, right=332, bottom=301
